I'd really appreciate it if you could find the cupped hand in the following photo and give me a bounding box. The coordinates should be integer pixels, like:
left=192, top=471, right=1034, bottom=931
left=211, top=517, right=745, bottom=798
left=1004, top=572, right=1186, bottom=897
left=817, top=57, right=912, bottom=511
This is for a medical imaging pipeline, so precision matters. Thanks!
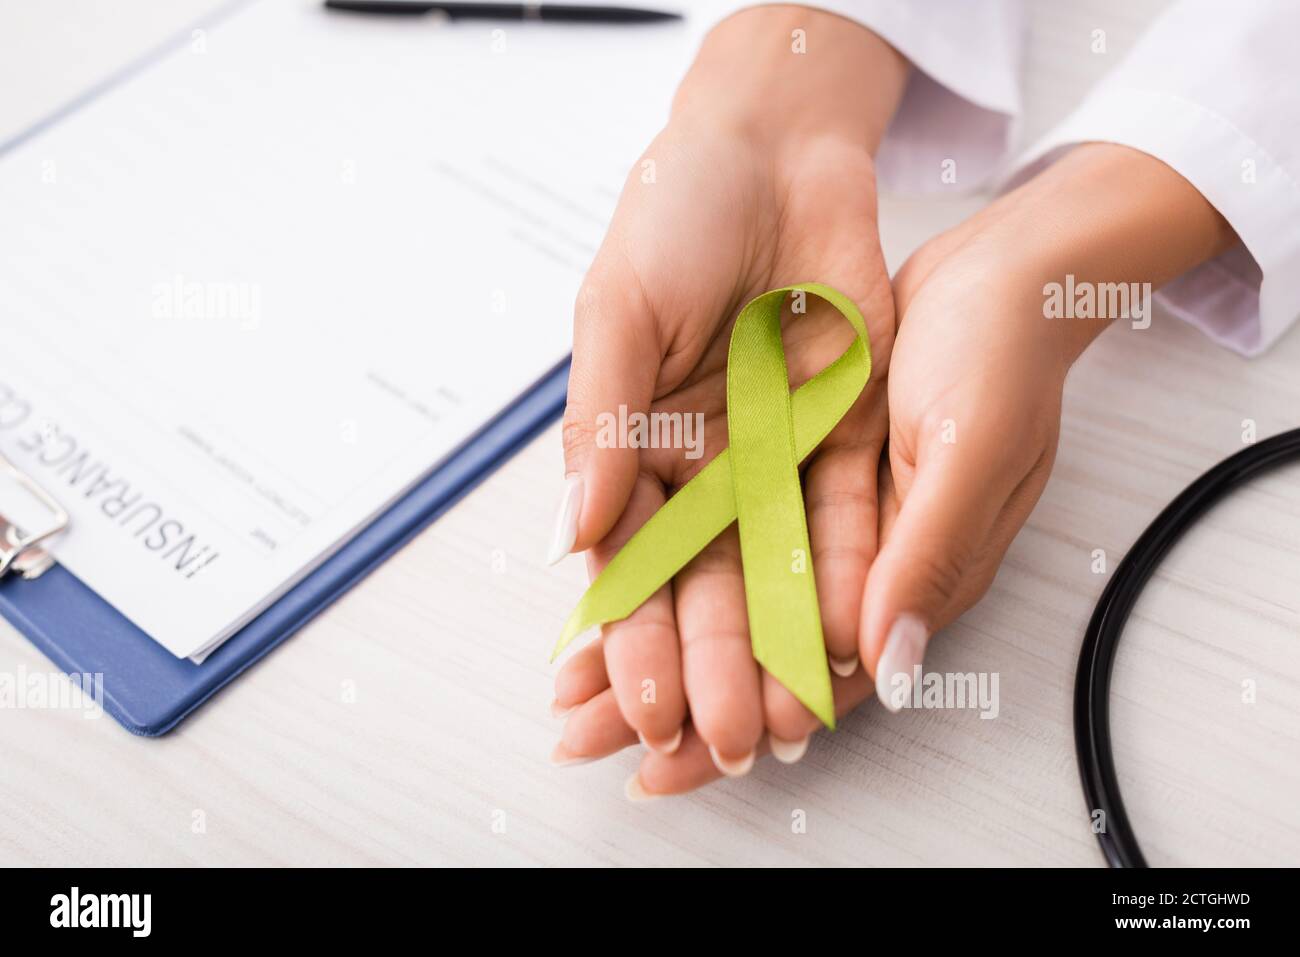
left=549, top=109, right=897, bottom=771
left=858, top=225, right=1069, bottom=709
left=859, top=140, right=1237, bottom=708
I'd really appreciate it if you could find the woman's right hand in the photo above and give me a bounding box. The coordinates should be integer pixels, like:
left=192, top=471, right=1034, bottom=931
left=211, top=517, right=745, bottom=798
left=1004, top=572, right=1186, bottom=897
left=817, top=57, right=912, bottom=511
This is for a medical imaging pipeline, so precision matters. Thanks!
left=549, top=5, right=910, bottom=772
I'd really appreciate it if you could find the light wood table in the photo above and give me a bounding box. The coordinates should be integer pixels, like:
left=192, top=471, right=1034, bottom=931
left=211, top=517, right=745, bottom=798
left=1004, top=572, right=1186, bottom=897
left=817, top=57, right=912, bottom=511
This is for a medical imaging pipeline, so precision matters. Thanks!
left=2, top=0, right=1297, bottom=866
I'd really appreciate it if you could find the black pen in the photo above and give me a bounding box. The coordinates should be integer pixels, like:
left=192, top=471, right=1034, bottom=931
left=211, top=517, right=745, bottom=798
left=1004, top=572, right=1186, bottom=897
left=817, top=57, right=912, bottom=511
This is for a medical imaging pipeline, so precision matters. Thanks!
left=324, top=1, right=681, bottom=22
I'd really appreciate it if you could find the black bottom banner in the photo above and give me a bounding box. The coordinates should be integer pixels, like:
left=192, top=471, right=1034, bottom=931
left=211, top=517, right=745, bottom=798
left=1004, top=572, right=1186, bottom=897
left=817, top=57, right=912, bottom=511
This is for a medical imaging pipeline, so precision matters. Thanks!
left=0, top=867, right=1279, bottom=943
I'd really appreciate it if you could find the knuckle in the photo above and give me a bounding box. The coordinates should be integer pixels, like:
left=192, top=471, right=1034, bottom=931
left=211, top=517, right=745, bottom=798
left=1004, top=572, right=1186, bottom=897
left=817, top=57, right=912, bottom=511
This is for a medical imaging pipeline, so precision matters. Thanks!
left=560, top=413, right=598, bottom=462
left=575, top=266, right=642, bottom=327
left=812, top=541, right=873, bottom=574
left=805, top=482, right=875, bottom=514
left=911, top=537, right=974, bottom=609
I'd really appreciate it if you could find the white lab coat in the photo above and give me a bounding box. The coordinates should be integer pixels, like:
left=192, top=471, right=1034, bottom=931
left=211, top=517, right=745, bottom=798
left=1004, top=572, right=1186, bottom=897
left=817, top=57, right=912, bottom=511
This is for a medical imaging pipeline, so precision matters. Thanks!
left=700, top=0, right=1300, bottom=356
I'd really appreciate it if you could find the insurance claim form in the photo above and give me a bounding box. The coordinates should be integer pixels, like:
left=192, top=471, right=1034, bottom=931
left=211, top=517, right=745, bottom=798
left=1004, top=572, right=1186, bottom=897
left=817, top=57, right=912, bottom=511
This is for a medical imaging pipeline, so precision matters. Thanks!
left=0, top=0, right=692, bottom=659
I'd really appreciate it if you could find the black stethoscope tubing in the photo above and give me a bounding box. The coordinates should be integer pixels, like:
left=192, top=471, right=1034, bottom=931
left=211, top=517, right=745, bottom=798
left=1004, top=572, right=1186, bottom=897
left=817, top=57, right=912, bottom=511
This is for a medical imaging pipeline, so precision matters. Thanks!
left=1074, top=427, right=1300, bottom=867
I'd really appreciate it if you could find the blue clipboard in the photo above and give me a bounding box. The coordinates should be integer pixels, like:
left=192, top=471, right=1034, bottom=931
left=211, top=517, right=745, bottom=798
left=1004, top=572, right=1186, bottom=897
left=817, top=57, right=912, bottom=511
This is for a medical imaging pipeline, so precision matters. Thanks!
left=0, top=359, right=568, bottom=735
left=0, top=3, right=572, bottom=735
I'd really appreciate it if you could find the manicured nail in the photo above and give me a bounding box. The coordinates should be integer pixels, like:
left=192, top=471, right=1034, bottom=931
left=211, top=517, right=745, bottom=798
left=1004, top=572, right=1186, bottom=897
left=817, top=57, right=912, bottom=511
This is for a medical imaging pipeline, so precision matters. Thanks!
left=638, top=727, right=683, bottom=755
left=829, top=654, right=859, bottom=677
left=549, top=742, right=593, bottom=768
left=708, top=744, right=755, bottom=777
left=546, top=474, right=584, bottom=566
left=875, top=613, right=930, bottom=713
left=769, top=734, right=810, bottom=765
left=624, top=773, right=658, bottom=802
left=550, top=699, right=574, bottom=719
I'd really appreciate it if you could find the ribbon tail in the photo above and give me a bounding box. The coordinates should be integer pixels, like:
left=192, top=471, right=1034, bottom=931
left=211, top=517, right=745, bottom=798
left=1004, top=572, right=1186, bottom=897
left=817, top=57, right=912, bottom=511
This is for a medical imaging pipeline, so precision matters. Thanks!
left=727, top=288, right=837, bottom=728
left=549, top=451, right=738, bottom=662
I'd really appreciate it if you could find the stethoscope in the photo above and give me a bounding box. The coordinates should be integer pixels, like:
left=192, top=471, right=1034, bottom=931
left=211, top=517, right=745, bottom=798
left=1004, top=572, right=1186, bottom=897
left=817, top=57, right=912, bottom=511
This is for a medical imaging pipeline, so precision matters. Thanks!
left=1073, top=427, right=1300, bottom=867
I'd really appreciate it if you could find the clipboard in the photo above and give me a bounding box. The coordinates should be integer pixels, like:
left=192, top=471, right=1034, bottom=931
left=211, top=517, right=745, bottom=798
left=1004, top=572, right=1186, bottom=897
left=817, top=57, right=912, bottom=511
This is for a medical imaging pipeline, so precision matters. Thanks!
left=0, top=358, right=568, bottom=735
left=0, top=2, right=575, bottom=734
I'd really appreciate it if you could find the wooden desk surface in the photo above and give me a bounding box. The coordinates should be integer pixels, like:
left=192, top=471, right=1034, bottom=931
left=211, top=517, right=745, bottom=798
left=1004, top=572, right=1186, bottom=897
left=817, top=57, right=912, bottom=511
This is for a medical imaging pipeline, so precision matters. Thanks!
left=2, top=0, right=1297, bottom=866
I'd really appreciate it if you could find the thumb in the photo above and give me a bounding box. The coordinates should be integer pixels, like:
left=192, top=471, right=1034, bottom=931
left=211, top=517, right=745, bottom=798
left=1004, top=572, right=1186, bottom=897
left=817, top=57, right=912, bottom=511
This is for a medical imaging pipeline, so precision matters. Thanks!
left=548, top=268, right=659, bottom=564
left=859, top=424, right=1016, bottom=712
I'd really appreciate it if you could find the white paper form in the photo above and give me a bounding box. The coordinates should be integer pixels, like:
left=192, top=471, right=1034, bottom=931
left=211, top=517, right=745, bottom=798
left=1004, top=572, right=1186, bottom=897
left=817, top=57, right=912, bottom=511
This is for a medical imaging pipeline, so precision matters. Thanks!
left=0, top=0, right=693, bottom=658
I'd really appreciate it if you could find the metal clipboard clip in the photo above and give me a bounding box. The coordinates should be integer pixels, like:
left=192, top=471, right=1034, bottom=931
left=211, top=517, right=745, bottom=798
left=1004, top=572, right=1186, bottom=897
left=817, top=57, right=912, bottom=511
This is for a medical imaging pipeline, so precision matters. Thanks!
left=0, top=451, right=69, bottom=581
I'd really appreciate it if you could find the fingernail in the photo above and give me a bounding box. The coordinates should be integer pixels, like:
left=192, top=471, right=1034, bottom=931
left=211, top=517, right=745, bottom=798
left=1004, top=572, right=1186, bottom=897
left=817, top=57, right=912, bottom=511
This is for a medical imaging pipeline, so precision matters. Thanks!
left=638, top=727, right=683, bottom=755
left=549, top=742, right=593, bottom=768
left=550, top=700, right=574, bottom=719
left=624, top=772, right=659, bottom=802
left=875, top=613, right=930, bottom=713
left=708, top=744, right=755, bottom=777
left=769, top=734, right=810, bottom=765
left=829, top=654, right=859, bottom=677
left=545, top=474, right=584, bottom=566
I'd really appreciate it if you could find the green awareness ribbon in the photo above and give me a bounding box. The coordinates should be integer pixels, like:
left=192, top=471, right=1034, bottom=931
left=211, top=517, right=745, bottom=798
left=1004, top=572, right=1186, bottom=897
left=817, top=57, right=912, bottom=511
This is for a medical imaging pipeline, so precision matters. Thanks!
left=551, top=283, right=872, bottom=729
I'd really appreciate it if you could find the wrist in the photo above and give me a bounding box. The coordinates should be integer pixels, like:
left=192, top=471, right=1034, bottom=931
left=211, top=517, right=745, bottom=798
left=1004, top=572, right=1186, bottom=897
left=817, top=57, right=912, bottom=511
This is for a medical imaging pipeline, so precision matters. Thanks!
left=671, top=5, right=910, bottom=155
left=971, top=143, right=1238, bottom=368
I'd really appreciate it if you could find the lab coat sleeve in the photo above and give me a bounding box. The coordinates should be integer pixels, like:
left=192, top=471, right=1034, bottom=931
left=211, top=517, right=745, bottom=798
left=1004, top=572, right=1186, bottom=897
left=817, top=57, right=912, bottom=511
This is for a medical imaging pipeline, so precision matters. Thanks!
left=1003, top=0, right=1300, bottom=356
left=694, top=2, right=1026, bottom=192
